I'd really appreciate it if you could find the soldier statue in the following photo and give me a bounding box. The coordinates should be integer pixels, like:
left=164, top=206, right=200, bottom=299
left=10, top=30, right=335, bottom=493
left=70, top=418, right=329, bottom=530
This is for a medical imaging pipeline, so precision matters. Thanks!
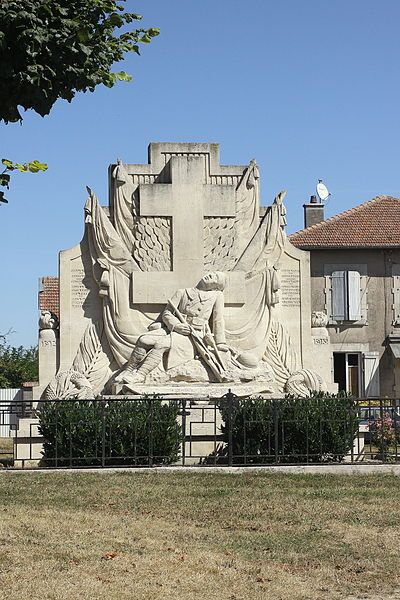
left=115, top=271, right=228, bottom=384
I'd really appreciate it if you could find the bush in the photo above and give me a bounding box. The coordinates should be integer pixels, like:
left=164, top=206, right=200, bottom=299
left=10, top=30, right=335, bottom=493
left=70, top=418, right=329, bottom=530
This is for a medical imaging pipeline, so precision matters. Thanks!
left=370, top=412, right=399, bottom=460
left=38, top=399, right=181, bottom=467
left=218, top=393, right=358, bottom=464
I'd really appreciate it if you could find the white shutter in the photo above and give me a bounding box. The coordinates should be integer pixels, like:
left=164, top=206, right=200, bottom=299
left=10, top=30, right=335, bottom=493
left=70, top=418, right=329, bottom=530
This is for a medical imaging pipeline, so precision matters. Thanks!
left=347, top=271, right=361, bottom=321
left=392, top=264, right=400, bottom=324
left=331, top=271, right=346, bottom=320
left=363, top=352, right=380, bottom=398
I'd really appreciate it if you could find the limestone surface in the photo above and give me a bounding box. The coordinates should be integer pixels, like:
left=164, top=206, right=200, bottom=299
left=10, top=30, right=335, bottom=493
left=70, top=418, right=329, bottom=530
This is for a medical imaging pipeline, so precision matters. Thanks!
left=40, top=143, right=332, bottom=399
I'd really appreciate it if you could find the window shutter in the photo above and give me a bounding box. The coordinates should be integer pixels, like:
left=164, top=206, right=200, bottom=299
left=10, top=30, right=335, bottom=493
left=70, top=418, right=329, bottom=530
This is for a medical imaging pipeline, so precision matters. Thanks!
left=331, top=271, right=346, bottom=320
left=347, top=271, right=361, bottom=321
left=363, top=352, right=380, bottom=398
left=392, top=264, right=400, bottom=325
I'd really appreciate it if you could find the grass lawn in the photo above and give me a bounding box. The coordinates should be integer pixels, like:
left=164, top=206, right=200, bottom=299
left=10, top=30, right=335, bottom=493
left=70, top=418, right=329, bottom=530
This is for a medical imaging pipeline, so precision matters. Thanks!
left=0, top=472, right=399, bottom=600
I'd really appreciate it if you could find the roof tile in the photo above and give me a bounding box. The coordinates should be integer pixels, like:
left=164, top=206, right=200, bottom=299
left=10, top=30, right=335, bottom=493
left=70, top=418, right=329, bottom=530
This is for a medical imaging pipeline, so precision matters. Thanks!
left=39, top=276, right=59, bottom=317
left=289, top=196, right=400, bottom=248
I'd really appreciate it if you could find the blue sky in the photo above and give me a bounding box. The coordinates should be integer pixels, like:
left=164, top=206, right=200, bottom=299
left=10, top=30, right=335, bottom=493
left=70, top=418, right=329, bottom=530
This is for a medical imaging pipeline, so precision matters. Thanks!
left=1, top=0, right=400, bottom=347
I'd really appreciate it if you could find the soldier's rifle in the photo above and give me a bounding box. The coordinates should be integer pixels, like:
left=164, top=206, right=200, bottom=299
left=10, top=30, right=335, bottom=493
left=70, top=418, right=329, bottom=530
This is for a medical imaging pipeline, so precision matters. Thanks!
left=167, top=299, right=227, bottom=383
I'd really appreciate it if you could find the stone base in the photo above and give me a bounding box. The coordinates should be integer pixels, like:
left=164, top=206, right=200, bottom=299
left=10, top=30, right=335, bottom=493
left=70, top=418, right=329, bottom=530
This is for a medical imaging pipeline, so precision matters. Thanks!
left=13, top=417, right=43, bottom=467
left=111, top=381, right=276, bottom=397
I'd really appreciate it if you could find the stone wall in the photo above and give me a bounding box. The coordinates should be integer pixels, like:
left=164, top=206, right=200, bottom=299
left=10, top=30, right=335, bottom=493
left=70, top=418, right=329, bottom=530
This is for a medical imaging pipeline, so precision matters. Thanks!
left=309, top=248, right=400, bottom=397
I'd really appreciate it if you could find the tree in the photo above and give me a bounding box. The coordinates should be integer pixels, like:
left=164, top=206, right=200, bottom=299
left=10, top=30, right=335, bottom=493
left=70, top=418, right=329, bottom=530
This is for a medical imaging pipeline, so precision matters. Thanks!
left=0, top=0, right=159, bottom=202
left=0, top=345, right=38, bottom=388
left=0, top=0, right=159, bottom=123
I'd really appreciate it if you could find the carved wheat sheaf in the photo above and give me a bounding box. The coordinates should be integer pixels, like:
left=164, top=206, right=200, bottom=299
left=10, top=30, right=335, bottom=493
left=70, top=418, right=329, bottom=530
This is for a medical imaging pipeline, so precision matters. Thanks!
left=203, top=217, right=236, bottom=271
left=132, top=217, right=171, bottom=271
left=264, top=321, right=299, bottom=392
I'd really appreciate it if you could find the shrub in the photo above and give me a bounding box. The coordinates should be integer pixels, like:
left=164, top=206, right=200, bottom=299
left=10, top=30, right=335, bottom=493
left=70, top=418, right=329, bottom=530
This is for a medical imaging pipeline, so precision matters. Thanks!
left=38, top=399, right=181, bottom=467
left=370, top=412, right=399, bottom=460
left=218, top=393, right=358, bottom=464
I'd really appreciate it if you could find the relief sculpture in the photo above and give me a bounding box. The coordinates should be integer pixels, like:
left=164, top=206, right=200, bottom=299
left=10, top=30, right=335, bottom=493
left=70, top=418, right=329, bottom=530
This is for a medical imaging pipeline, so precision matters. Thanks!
left=44, top=143, right=327, bottom=399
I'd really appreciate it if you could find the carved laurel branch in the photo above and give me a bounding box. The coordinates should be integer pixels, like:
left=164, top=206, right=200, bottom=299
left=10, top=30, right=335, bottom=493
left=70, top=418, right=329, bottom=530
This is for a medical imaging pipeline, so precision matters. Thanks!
left=264, top=320, right=299, bottom=392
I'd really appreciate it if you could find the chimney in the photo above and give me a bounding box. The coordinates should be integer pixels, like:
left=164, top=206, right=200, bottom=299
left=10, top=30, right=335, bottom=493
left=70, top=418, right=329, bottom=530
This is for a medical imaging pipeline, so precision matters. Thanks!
left=303, top=195, right=325, bottom=228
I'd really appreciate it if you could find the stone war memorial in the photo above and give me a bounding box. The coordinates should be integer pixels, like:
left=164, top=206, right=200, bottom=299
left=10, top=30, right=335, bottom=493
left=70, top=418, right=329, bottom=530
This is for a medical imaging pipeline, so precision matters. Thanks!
left=35, top=142, right=334, bottom=402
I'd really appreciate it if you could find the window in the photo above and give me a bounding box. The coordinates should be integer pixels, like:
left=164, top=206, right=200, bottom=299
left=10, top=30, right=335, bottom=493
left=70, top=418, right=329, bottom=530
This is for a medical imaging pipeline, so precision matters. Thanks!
left=324, top=264, right=367, bottom=325
left=334, top=352, right=361, bottom=395
left=333, top=351, right=380, bottom=397
left=331, top=270, right=361, bottom=321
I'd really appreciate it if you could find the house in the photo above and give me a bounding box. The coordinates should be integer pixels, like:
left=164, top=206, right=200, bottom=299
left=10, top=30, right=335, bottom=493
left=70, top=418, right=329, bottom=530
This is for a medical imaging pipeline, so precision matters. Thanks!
left=290, top=195, right=400, bottom=398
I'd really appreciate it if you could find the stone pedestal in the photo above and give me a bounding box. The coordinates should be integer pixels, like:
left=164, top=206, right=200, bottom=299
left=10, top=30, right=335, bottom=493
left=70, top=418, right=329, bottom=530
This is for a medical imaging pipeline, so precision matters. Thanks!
left=310, top=325, right=337, bottom=392
left=13, top=417, right=43, bottom=468
left=36, top=328, right=59, bottom=399
left=181, top=401, right=224, bottom=465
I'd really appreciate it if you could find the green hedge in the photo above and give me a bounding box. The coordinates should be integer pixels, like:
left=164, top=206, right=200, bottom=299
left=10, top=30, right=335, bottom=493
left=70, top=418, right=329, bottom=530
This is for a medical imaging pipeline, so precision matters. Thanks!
left=218, top=393, right=358, bottom=464
left=38, top=399, right=181, bottom=467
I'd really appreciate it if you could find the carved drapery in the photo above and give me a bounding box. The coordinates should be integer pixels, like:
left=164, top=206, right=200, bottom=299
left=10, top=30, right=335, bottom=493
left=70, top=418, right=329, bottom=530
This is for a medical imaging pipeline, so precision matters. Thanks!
left=85, top=190, right=151, bottom=366
left=46, top=149, right=325, bottom=397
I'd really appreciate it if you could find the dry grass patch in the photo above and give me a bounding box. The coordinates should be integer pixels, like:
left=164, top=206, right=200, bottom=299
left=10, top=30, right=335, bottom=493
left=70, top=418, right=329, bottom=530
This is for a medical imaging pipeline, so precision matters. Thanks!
left=0, top=472, right=399, bottom=599
left=0, top=437, right=13, bottom=468
left=0, top=437, right=13, bottom=455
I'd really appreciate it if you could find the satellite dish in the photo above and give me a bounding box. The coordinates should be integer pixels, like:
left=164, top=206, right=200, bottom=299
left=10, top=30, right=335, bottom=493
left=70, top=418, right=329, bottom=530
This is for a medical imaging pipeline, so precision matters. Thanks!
left=316, top=179, right=330, bottom=202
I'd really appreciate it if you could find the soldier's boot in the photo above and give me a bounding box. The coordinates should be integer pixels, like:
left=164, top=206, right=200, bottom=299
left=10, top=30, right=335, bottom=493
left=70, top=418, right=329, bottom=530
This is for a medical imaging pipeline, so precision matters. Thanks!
left=129, top=347, right=165, bottom=383
left=115, top=347, right=146, bottom=383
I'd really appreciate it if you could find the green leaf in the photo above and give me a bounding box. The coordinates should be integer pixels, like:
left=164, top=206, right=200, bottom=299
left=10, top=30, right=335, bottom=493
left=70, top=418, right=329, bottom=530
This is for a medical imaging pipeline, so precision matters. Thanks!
left=0, top=173, right=10, bottom=187
left=77, top=29, right=89, bottom=43
left=15, top=163, right=29, bottom=172
left=1, top=159, right=14, bottom=169
left=107, top=12, right=123, bottom=27
left=29, top=160, right=48, bottom=172
left=114, top=71, right=132, bottom=82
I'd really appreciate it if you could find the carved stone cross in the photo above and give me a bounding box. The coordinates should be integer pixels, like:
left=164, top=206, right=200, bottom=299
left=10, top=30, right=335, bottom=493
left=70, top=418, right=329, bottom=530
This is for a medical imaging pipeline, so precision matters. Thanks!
left=131, top=155, right=245, bottom=305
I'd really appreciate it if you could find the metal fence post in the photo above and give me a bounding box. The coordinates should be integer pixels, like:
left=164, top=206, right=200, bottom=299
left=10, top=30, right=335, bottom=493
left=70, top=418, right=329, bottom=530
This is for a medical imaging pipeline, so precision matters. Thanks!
left=148, top=398, right=154, bottom=467
left=101, top=399, right=106, bottom=468
left=181, top=399, right=187, bottom=467
left=273, top=399, right=279, bottom=464
left=227, top=389, right=233, bottom=467
left=395, top=398, right=399, bottom=462
left=55, top=402, right=59, bottom=468
left=350, top=400, right=355, bottom=464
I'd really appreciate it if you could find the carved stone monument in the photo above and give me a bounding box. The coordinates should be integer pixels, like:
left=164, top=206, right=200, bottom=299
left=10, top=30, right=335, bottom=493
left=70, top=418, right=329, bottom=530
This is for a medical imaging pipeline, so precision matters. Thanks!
left=37, top=142, right=333, bottom=400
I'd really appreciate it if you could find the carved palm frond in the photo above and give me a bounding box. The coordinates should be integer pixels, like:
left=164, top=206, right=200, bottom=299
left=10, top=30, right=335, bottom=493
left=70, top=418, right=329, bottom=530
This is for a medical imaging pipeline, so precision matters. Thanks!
left=72, top=321, right=111, bottom=395
left=263, top=320, right=299, bottom=392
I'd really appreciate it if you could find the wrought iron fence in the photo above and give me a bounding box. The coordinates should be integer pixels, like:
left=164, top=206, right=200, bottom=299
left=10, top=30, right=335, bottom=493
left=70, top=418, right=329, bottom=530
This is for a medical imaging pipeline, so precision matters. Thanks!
left=0, top=394, right=399, bottom=469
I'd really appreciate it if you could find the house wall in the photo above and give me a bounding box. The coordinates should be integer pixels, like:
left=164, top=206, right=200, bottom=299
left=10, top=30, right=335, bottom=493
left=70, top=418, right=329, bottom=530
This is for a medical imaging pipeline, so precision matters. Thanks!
left=309, top=248, right=400, bottom=397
